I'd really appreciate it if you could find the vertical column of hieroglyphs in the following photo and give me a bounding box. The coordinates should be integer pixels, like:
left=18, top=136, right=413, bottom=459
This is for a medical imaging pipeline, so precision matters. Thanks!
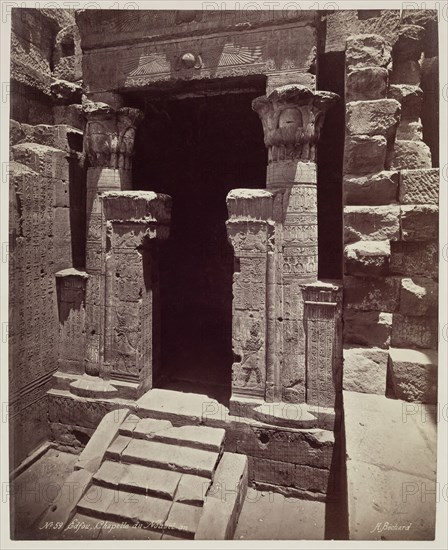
left=226, top=190, right=275, bottom=400
left=102, top=192, right=171, bottom=394
left=83, top=103, right=143, bottom=378
left=252, top=87, right=338, bottom=403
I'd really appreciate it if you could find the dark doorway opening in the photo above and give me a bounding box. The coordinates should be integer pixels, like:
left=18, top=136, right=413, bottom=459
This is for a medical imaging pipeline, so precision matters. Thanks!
left=133, top=88, right=267, bottom=399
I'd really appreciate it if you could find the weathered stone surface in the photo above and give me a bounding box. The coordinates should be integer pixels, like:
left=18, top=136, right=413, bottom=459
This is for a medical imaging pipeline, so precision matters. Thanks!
left=402, top=10, right=438, bottom=56
left=392, top=24, right=425, bottom=60
left=175, top=474, right=209, bottom=506
left=343, top=347, right=388, bottom=395
left=399, top=277, right=438, bottom=317
left=343, top=311, right=392, bottom=348
left=396, top=119, right=423, bottom=141
left=325, top=10, right=401, bottom=54
left=121, top=439, right=219, bottom=478
left=195, top=453, right=248, bottom=540
left=391, top=140, right=432, bottom=170
left=391, top=314, right=438, bottom=349
left=390, top=59, right=421, bottom=86
left=344, top=136, right=387, bottom=175
left=53, top=24, right=82, bottom=82
left=346, top=34, right=392, bottom=69
left=344, top=276, right=400, bottom=312
left=120, top=417, right=171, bottom=438
left=346, top=100, right=400, bottom=137
left=51, top=78, right=83, bottom=103
left=165, top=502, right=202, bottom=538
left=344, top=391, right=436, bottom=541
left=390, top=241, right=438, bottom=277
left=11, top=142, right=70, bottom=180
left=346, top=67, right=388, bottom=102
left=344, top=171, right=398, bottom=205
left=74, top=408, right=130, bottom=473
left=53, top=104, right=84, bottom=130
left=78, top=486, right=171, bottom=529
left=94, top=461, right=181, bottom=500
left=344, top=206, right=400, bottom=243
left=248, top=457, right=331, bottom=495
left=149, top=425, right=226, bottom=452
left=400, top=205, right=438, bottom=241
left=388, top=347, right=437, bottom=403
left=344, top=240, right=390, bottom=277
left=39, top=468, right=93, bottom=530
left=105, top=434, right=131, bottom=459
left=399, top=169, right=439, bottom=204
left=388, top=85, right=423, bottom=118
left=10, top=122, right=83, bottom=153
left=231, top=422, right=334, bottom=469
left=11, top=9, right=61, bottom=96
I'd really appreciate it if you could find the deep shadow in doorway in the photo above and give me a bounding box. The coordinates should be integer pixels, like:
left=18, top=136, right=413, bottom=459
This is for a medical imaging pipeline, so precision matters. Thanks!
left=133, top=89, right=267, bottom=403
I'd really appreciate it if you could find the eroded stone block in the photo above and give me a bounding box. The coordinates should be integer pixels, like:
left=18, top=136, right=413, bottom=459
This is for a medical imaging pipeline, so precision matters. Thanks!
left=344, top=276, right=400, bottom=312
left=346, top=67, right=388, bottom=102
left=399, top=169, right=439, bottom=204
left=248, top=457, right=331, bottom=495
left=390, top=241, right=438, bottom=277
left=396, top=119, right=423, bottom=141
left=344, top=136, right=387, bottom=175
left=344, top=206, right=400, bottom=243
left=388, top=85, right=423, bottom=118
left=400, top=205, right=438, bottom=242
left=388, top=347, right=437, bottom=403
left=399, top=277, right=438, bottom=317
left=343, top=346, right=388, bottom=395
left=343, top=310, right=392, bottom=348
left=346, top=34, right=392, bottom=69
left=230, top=422, right=334, bottom=469
left=391, top=314, right=437, bottom=349
left=391, top=140, right=432, bottom=170
left=346, top=99, right=400, bottom=137
left=344, top=240, right=390, bottom=277
left=344, top=171, right=398, bottom=205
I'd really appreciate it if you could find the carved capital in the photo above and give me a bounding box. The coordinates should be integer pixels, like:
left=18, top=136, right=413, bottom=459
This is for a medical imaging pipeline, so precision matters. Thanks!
left=102, top=191, right=172, bottom=243
left=226, top=189, right=275, bottom=256
left=83, top=102, right=143, bottom=170
left=252, top=85, right=339, bottom=163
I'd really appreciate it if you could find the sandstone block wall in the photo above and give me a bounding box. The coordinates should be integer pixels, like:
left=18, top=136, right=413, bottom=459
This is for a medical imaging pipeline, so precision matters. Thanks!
left=9, top=8, right=86, bottom=467
left=339, top=10, right=439, bottom=403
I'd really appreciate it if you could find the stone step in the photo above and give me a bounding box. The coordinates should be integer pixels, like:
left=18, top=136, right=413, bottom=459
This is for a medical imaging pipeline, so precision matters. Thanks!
left=120, top=417, right=225, bottom=452
left=108, top=437, right=219, bottom=479
left=76, top=485, right=204, bottom=539
left=93, top=461, right=181, bottom=500
left=164, top=502, right=203, bottom=539
left=77, top=486, right=171, bottom=533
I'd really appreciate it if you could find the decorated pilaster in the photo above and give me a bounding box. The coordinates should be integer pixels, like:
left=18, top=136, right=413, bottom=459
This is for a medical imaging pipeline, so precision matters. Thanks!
left=82, top=102, right=143, bottom=379
left=226, top=190, right=275, bottom=400
left=246, top=85, right=341, bottom=408
left=102, top=191, right=171, bottom=396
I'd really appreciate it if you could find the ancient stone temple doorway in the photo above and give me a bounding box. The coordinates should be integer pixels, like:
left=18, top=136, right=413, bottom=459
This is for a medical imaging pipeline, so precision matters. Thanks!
left=132, top=82, right=267, bottom=399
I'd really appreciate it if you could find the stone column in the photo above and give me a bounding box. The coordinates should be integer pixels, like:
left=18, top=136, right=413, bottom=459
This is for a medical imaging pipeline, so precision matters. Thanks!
left=251, top=85, right=339, bottom=406
left=102, top=191, right=171, bottom=398
left=82, top=102, right=143, bottom=379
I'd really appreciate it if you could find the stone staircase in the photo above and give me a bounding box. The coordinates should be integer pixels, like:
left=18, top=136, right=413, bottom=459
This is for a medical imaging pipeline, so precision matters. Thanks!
left=42, top=409, right=248, bottom=540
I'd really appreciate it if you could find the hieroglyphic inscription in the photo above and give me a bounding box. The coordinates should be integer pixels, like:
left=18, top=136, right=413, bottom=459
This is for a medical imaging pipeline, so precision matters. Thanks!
left=303, top=284, right=343, bottom=408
